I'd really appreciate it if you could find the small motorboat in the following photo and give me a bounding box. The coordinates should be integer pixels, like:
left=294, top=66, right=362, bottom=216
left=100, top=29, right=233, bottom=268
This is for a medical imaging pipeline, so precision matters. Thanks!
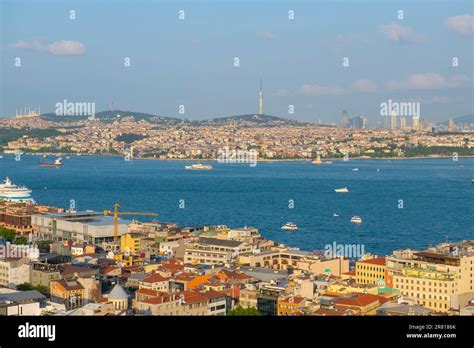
left=281, top=222, right=298, bottom=230
left=352, top=168, right=359, bottom=172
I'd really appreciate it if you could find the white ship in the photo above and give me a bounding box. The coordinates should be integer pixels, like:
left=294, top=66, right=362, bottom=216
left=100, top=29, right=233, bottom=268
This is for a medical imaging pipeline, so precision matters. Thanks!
left=350, top=216, right=362, bottom=224
left=335, top=187, right=349, bottom=193
left=352, top=168, right=359, bottom=172
left=185, top=163, right=213, bottom=171
left=281, top=222, right=298, bottom=230
left=0, top=177, right=35, bottom=203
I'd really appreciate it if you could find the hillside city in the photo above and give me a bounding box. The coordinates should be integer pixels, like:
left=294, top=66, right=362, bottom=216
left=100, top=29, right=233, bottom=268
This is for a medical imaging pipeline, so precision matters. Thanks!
left=0, top=197, right=473, bottom=316
left=1, top=110, right=473, bottom=160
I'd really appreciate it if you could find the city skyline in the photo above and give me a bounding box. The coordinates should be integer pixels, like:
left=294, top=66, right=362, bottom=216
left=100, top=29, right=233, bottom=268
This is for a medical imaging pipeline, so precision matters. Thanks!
left=1, top=0, right=473, bottom=123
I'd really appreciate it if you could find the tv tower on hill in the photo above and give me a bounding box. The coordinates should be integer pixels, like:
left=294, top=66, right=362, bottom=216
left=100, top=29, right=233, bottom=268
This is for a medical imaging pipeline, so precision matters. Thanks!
left=259, top=78, right=263, bottom=115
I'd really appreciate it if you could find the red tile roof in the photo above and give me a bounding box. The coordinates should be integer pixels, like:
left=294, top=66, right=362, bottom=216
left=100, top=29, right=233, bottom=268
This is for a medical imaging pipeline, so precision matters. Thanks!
left=359, top=257, right=386, bottom=266
left=199, top=290, right=226, bottom=300
left=176, top=290, right=208, bottom=304
left=280, top=296, right=305, bottom=304
left=141, top=293, right=172, bottom=304
left=142, top=274, right=170, bottom=283
left=174, top=272, right=197, bottom=282
left=334, top=293, right=388, bottom=308
left=136, top=288, right=161, bottom=297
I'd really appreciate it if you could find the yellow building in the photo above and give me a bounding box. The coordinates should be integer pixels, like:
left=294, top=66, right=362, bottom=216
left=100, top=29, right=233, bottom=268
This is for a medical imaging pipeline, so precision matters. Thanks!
left=114, top=252, right=144, bottom=266
left=387, top=249, right=474, bottom=313
left=356, top=257, right=386, bottom=285
left=120, top=233, right=142, bottom=254
left=50, top=279, right=85, bottom=310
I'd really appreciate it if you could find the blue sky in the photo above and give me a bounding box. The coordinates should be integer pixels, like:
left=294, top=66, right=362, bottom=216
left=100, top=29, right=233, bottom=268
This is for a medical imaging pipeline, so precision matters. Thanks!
left=1, top=0, right=473, bottom=123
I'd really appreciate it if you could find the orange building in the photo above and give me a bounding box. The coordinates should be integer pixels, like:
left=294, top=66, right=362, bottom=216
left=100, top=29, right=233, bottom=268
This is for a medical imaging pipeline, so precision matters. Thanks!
left=50, top=279, right=85, bottom=310
left=277, top=295, right=305, bottom=316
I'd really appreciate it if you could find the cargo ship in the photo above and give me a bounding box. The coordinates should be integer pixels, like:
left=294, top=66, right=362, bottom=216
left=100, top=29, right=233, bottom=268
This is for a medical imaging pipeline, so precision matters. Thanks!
left=39, top=157, right=63, bottom=167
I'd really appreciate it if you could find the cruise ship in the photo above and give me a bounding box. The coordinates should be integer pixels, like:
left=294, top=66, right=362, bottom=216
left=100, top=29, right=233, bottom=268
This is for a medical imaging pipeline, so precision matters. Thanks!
left=0, top=177, right=35, bottom=203
left=185, top=163, right=213, bottom=171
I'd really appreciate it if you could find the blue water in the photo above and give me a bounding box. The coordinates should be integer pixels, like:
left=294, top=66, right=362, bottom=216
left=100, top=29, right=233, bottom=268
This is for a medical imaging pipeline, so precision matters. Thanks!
left=1, top=154, right=473, bottom=255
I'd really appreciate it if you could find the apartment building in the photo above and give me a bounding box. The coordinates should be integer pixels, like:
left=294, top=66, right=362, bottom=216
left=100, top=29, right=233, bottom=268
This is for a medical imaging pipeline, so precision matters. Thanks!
left=0, top=258, right=30, bottom=288
left=201, top=290, right=227, bottom=316
left=356, top=257, right=386, bottom=285
left=184, top=237, right=252, bottom=265
left=139, top=274, right=170, bottom=292
left=30, top=262, right=61, bottom=288
left=50, top=279, right=85, bottom=310
left=133, top=289, right=209, bottom=315
left=387, top=246, right=474, bottom=313
left=120, top=233, right=142, bottom=254
left=278, top=295, right=306, bottom=316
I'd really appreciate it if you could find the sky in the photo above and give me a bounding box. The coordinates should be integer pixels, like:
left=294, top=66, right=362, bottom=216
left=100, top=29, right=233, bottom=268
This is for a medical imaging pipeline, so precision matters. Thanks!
left=1, top=0, right=473, bottom=124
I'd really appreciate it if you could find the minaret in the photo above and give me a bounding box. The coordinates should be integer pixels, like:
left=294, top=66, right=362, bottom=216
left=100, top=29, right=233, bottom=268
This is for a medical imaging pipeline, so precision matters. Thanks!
left=259, top=78, right=263, bottom=115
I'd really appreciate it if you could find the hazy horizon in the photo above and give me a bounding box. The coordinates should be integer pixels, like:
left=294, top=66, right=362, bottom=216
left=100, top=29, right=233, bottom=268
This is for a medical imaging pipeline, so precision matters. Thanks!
left=1, top=0, right=473, bottom=123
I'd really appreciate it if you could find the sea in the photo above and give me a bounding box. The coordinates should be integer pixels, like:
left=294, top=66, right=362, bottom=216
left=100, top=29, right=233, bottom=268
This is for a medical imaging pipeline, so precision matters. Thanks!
left=1, top=154, right=473, bottom=256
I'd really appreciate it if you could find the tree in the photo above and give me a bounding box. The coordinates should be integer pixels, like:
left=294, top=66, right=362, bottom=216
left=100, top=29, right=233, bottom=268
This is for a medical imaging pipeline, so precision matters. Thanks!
left=15, top=236, right=28, bottom=245
left=37, top=240, right=53, bottom=253
left=227, top=305, right=260, bottom=316
left=0, top=226, right=16, bottom=242
left=16, top=283, right=50, bottom=296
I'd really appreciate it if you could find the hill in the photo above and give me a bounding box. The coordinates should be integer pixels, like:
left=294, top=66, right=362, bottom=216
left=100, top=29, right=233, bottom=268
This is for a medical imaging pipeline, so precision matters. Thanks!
left=40, top=111, right=306, bottom=127
left=438, top=114, right=474, bottom=126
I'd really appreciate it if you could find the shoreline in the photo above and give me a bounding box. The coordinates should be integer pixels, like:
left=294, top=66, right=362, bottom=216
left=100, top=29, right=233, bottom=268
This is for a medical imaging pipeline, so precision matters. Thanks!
left=1, top=152, right=473, bottom=162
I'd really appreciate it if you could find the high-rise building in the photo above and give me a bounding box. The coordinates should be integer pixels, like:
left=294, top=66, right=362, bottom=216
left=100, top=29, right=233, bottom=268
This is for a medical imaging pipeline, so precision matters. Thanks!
left=341, top=110, right=349, bottom=128
left=390, top=112, right=397, bottom=130
left=399, top=116, right=407, bottom=130
left=349, top=116, right=368, bottom=129
left=448, top=118, right=456, bottom=132
left=412, top=115, right=420, bottom=131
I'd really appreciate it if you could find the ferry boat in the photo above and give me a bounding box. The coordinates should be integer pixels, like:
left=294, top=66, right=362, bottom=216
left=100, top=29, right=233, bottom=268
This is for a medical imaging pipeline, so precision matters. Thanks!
left=312, top=155, right=322, bottom=165
left=0, top=177, right=35, bottom=203
left=39, top=157, right=63, bottom=167
left=350, top=216, right=362, bottom=224
left=335, top=187, right=349, bottom=193
left=185, top=163, right=213, bottom=171
left=281, top=222, right=298, bottom=230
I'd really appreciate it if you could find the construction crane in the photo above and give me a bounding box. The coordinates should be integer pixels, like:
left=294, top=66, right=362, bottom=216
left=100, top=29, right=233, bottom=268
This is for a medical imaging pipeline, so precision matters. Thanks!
left=103, top=203, right=158, bottom=242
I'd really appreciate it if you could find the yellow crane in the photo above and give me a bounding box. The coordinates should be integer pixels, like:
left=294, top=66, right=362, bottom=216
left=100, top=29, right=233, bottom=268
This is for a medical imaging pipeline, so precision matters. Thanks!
left=103, top=203, right=158, bottom=242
